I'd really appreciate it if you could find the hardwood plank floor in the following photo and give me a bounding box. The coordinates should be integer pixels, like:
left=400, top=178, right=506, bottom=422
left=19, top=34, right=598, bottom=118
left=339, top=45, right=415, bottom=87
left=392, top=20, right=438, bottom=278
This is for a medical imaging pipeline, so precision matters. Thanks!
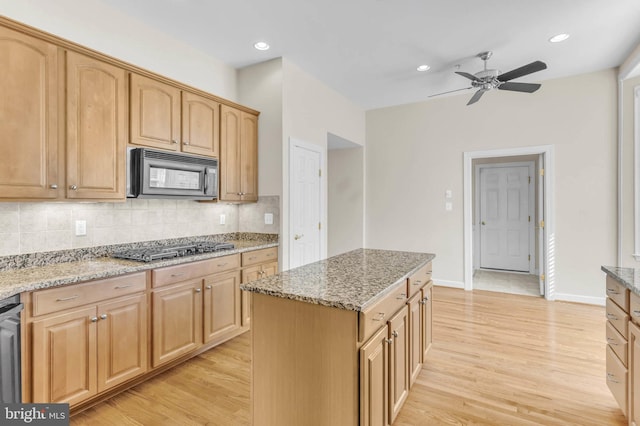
left=71, top=286, right=625, bottom=425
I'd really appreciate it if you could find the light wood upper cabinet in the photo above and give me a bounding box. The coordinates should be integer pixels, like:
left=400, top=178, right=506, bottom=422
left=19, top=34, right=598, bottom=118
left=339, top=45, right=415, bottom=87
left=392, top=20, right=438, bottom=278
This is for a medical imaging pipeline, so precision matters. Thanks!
left=66, top=51, right=127, bottom=199
left=220, top=105, right=258, bottom=202
left=130, top=73, right=181, bottom=151
left=0, top=26, right=60, bottom=199
left=203, top=271, right=241, bottom=345
left=182, top=91, right=220, bottom=157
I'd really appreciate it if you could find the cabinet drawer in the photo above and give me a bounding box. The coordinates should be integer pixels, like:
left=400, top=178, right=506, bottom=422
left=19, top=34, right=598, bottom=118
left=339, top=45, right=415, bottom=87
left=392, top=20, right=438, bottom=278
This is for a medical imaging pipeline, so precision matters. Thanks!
left=31, top=272, right=146, bottom=317
left=606, top=345, right=628, bottom=417
left=606, top=276, right=629, bottom=312
left=407, top=262, right=432, bottom=298
left=152, top=254, right=240, bottom=288
left=630, top=291, right=640, bottom=325
left=242, top=247, right=278, bottom=267
left=359, top=281, right=408, bottom=343
left=606, top=298, right=629, bottom=337
left=606, top=321, right=628, bottom=367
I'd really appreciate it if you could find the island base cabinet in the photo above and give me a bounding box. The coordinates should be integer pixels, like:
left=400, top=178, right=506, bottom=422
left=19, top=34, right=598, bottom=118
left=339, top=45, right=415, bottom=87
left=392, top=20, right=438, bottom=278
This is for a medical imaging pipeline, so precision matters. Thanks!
left=421, top=283, right=433, bottom=360
left=606, top=345, right=628, bottom=417
left=388, top=307, right=409, bottom=424
left=629, top=321, right=640, bottom=425
left=251, top=293, right=358, bottom=426
left=360, top=326, right=389, bottom=426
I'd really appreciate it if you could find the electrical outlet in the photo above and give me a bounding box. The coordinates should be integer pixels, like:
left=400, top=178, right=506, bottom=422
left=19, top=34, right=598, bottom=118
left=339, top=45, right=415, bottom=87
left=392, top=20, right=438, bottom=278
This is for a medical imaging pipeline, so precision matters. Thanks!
left=264, top=213, right=273, bottom=225
left=75, top=220, right=87, bottom=236
left=445, top=202, right=453, bottom=211
left=445, top=190, right=452, bottom=198
left=219, top=214, right=226, bottom=225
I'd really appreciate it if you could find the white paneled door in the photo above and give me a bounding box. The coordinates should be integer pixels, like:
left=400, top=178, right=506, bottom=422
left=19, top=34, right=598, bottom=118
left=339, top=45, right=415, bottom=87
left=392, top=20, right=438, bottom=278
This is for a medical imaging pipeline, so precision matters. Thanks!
left=479, top=166, right=531, bottom=272
left=290, top=141, right=322, bottom=269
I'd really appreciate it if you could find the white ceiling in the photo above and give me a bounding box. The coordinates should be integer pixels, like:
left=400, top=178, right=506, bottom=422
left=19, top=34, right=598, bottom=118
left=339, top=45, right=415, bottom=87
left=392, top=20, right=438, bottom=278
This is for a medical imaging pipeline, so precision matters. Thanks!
left=102, top=0, right=640, bottom=110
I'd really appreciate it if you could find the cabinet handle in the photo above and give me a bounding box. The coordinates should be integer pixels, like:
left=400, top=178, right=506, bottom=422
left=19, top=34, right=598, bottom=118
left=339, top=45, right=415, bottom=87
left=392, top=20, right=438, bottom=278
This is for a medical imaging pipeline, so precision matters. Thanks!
left=56, top=295, right=79, bottom=302
left=607, top=373, right=619, bottom=383
left=384, top=338, right=393, bottom=344
left=172, top=140, right=179, bottom=144
left=372, top=312, right=385, bottom=322
left=606, top=288, right=620, bottom=295
left=396, top=293, right=407, bottom=300
left=90, top=317, right=98, bottom=323
left=49, top=184, right=58, bottom=189
left=114, top=284, right=132, bottom=289
left=392, top=330, right=399, bottom=338
left=195, top=288, right=201, bottom=293
left=183, top=140, right=190, bottom=145
left=206, top=285, right=212, bottom=290
left=69, top=184, right=78, bottom=190
left=266, top=253, right=274, bottom=257
left=606, top=337, right=618, bottom=345
left=248, top=256, right=257, bottom=261
left=218, top=263, right=228, bottom=267
left=171, top=273, right=185, bottom=278
left=606, top=313, right=618, bottom=321
left=419, top=299, right=426, bottom=305
left=424, top=295, right=429, bottom=301
left=413, top=280, right=422, bottom=286
left=633, top=310, right=640, bottom=317
left=100, top=314, right=108, bottom=320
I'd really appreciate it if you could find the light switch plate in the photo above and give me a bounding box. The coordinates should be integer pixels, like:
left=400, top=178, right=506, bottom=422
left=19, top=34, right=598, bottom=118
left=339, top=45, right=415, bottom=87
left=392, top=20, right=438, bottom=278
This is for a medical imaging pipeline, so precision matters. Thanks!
left=264, top=213, right=274, bottom=225
left=445, top=190, right=452, bottom=199
left=445, top=202, right=453, bottom=211
left=75, top=220, right=87, bottom=236
left=219, top=214, right=226, bottom=225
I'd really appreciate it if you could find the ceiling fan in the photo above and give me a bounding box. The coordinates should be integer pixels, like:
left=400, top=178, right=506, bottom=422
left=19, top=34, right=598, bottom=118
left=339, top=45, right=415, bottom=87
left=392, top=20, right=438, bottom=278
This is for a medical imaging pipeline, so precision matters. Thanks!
left=430, top=51, right=547, bottom=105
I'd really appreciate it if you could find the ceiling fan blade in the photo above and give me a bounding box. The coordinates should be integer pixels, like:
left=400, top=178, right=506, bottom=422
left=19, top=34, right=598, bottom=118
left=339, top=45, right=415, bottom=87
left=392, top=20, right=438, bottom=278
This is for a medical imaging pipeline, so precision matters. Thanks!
left=428, top=86, right=472, bottom=97
left=455, top=71, right=480, bottom=82
left=467, top=89, right=486, bottom=105
left=498, top=82, right=542, bottom=93
left=497, top=61, right=547, bottom=82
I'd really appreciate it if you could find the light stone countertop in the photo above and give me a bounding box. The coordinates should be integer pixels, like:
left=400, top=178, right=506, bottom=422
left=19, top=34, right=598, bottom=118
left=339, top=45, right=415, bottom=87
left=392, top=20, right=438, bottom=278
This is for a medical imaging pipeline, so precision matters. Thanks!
left=241, top=248, right=435, bottom=312
left=0, top=240, right=278, bottom=300
left=602, top=265, right=640, bottom=296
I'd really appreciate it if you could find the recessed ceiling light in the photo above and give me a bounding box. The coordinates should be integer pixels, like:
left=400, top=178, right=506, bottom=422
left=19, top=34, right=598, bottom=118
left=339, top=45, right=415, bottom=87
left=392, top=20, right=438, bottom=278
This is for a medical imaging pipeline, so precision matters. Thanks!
left=254, top=41, right=270, bottom=51
left=417, top=64, right=430, bottom=72
left=549, top=33, right=570, bottom=43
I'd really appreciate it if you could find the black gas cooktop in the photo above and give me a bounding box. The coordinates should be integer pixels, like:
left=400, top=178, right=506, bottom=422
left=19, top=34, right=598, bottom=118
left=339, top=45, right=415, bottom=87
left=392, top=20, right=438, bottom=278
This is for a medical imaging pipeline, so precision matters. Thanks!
left=111, top=242, right=235, bottom=263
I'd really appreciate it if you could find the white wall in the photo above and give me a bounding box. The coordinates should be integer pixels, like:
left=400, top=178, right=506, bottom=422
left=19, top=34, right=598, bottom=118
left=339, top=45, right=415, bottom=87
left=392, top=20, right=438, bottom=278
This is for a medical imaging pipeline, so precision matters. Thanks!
left=0, top=0, right=237, bottom=100
left=328, top=147, right=364, bottom=257
left=366, top=69, right=618, bottom=302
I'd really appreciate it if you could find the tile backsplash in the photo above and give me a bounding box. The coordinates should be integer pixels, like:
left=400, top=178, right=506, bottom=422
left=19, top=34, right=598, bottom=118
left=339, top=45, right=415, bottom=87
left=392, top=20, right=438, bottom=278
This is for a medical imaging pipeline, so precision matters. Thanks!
left=0, top=196, right=279, bottom=256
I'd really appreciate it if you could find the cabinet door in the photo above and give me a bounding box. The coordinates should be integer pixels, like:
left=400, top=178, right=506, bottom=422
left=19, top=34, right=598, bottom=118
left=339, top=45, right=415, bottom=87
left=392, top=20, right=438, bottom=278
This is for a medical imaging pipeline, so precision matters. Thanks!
left=66, top=51, right=127, bottom=199
left=152, top=280, right=202, bottom=367
left=203, top=271, right=241, bottom=345
left=388, top=307, right=409, bottom=424
left=239, top=112, right=258, bottom=201
left=421, top=283, right=433, bottom=361
left=0, top=27, right=59, bottom=199
left=630, top=321, right=640, bottom=425
left=182, top=91, right=219, bottom=157
left=359, top=326, right=389, bottom=426
left=408, top=293, right=421, bottom=388
left=32, top=306, right=97, bottom=405
left=130, top=73, right=181, bottom=150
left=220, top=105, right=242, bottom=201
left=97, top=294, right=147, bottom=392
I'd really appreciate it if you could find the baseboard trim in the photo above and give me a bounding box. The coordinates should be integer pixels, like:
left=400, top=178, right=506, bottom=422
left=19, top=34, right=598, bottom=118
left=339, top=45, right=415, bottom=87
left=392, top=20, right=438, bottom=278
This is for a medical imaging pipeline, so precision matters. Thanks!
left=554, top=293, right=605, bottom=306
left=433, top=279, right=465, bottom=289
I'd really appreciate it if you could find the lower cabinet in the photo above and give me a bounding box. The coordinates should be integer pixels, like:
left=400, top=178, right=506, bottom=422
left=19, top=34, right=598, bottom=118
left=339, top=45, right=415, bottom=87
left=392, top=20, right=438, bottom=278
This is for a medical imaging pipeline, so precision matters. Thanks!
left=151, top=279, right=203, bottom=367
left=241, top=247, right=279, bottom=327
left=421, top=282, right=433, bottom=360
left=203, top=271, right=241, bottom=345
left=31, top=291, right=147, bottom=405
left=388, top=307, right=410, bottom=423
left=360, top=326, right=389, bottom=426
left=408, top=293, right=422, bottom=387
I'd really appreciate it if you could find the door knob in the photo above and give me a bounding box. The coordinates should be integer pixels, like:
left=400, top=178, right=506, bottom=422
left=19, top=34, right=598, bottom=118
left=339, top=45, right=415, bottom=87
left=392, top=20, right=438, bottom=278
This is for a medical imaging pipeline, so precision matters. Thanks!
left=294, top=234, right=304, bottom=240
left=481, top=221, right=486, bottom=225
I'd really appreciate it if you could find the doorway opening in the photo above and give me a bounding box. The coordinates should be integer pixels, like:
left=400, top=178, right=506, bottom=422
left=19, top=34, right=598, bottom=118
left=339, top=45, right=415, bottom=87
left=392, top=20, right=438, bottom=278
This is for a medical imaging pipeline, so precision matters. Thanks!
left=463, top=145, right=555, bottom=300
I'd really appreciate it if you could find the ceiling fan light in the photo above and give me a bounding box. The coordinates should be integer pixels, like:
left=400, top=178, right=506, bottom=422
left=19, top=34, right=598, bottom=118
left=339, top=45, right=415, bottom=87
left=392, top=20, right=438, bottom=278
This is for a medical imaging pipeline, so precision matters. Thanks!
left=549, top=33, right=570, bottom=43
left=417, top=64, right=430, bottom=72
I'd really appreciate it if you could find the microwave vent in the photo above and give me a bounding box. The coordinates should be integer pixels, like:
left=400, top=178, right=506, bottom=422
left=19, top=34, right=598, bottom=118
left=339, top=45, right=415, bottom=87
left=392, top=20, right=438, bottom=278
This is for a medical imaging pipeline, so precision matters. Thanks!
left=142, top=149, right=217, bottom=166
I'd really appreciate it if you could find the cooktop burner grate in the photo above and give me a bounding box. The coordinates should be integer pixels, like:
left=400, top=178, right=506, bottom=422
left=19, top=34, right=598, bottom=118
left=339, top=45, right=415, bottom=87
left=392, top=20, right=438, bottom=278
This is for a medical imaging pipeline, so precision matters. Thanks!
left=112, top=242, right=235, bottom=262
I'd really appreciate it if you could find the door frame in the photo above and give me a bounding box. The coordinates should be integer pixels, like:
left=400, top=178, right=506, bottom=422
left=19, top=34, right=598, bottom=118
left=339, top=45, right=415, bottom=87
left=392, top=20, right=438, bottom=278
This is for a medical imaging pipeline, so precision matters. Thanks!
left=474, top=161, right=536, bottom=273
left=288, top=138, right=326, bottom=269
left=463, top=145, right=555, bottom=300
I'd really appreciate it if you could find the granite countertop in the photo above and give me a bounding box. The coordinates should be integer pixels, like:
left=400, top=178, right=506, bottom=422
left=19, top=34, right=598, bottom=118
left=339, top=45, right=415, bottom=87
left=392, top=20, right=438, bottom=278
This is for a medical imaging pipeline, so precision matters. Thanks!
left=240, top=248, right=435, bottom=312
left=0, top=239, right=278, bottom=300
left=602, top=265, right=640, bottom=296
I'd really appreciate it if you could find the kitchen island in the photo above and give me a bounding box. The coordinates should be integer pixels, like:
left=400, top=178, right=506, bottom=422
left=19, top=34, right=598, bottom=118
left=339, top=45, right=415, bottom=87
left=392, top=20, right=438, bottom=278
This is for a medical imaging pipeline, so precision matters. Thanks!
left=241, top=248, right=435, bottom=426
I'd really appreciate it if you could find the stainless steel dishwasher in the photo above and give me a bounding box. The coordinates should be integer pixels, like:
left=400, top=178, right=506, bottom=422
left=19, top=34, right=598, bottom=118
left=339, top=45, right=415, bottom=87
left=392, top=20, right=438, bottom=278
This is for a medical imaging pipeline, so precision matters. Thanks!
left=0, top=294, right=23, bottom=403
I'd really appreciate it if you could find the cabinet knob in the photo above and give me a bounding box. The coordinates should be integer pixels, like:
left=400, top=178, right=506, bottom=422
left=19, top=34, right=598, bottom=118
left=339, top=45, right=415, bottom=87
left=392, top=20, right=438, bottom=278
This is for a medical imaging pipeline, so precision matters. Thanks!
left=69, top=185, right=78, bottom=190
left=372, top=312, right=385, bottom=322
left=100, top=314, right=108, bottom=320
left=183, top=140, right=190, bottom=145
left=384, top=338, right=393, bottom=345
left=633, top=310, right=640, bottom=317
left=90, top=317, right=98, bottom=323
left=606, top=313, right=618, bottom=321
left=392, top=330, right=399, bottom=338
left=606, top=337, right=618, bottom=345
left=607, top=373, right=619, bottom=383
left=206, top=285, right=212, bottom=290
left=172, top=140, right=179, bottom=144
left=195, top=288, right=201, bottom=293
left=49, top=184, right=58, bottom=189
left=396, top=293, right=406, bottom=300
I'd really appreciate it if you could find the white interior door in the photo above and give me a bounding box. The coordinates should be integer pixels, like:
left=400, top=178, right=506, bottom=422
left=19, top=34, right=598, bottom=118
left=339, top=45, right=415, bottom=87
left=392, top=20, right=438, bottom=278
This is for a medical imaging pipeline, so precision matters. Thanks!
left=480, top=166, right=530, bottom=272
left=290, top=142, right=321, bottom=269
left=537, top=155, right=545, bottom=295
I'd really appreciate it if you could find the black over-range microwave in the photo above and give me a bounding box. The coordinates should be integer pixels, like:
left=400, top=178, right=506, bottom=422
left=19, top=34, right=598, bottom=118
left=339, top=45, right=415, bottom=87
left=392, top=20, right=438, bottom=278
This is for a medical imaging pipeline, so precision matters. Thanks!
left=127, top=148, right=218, bottom=200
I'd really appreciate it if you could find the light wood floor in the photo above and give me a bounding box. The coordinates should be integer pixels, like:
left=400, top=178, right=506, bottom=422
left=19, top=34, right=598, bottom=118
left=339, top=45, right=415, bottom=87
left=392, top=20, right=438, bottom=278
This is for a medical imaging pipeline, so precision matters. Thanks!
left=71, top=286, right=625, bottom=425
